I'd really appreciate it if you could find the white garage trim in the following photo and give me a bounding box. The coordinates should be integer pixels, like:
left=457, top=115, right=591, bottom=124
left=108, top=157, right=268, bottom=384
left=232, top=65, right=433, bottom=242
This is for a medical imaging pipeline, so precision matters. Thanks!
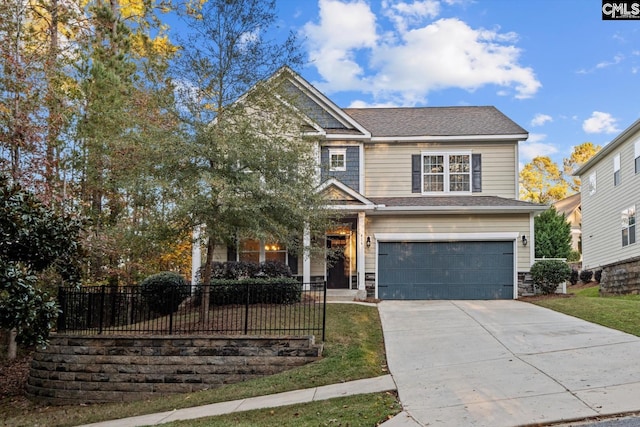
left=374, top=233, right=519, bottom=299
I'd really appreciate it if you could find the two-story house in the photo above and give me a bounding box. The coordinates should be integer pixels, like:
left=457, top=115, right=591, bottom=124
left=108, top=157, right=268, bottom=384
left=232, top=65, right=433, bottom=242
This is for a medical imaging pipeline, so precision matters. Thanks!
left=575, top=118, right=640, bottom=294
left=195, top=67, right=546, bottom=300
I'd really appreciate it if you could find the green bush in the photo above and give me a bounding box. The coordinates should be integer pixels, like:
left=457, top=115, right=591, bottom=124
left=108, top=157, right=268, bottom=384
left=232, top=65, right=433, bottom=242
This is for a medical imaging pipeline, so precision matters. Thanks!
left=140, top=272, right=190, bottom=315
left=569, top=269, right=579, bottom=286
left=567, top=250, right=581, bottom=262
left=530, top=260, right=571, bottom=295
left=580, top=270, right=593, bottom=283
left=195, top=278, right=302, bottom=306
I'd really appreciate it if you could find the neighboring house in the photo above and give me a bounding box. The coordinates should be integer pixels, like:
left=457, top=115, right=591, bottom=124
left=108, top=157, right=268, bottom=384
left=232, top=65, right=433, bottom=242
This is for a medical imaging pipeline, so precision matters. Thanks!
left=194, top=67, right=546, bottom=300
left=575, top=118, right=640, bottom=293
left=553, top=193, right=582, bottom=254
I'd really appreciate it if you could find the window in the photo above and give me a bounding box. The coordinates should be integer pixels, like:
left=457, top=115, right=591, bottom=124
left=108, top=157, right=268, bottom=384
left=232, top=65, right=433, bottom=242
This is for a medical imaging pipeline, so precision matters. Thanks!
left=635, top=139, right=640, bottom=174
left=329, top=148, right=346, bottom=171
left=614, top=153, right=621, bottom=186
left=422, top=152, right=471, bottom=193
left=588, top=172, right=597, bottom=195
left=239, top=240, right=287, bottom=264
left=622, top=206, right=636, bottom=247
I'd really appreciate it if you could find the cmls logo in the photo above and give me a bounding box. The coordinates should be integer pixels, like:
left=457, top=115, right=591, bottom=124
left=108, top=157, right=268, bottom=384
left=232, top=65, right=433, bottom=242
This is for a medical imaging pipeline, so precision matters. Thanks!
left=602, top=1, right=640, bottom=19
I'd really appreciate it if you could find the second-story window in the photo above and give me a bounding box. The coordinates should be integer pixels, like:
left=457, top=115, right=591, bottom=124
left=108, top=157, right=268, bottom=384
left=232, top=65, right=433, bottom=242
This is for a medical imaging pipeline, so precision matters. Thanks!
left=588, top=172, right=597, bottom=195
left=329, top=148, right=346, bottom=171
left=614, top=153, right=621, bottom=186
left=622, top=206, right=636, bottom=247
left=422, top=152, right=471, bottom=194
left=635, top=139, right=640, bottom=174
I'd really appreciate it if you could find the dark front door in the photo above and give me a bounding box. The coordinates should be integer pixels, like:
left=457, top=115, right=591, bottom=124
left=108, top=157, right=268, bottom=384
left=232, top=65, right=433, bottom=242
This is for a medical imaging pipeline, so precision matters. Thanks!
left=327, top=235, right=349, bottom=289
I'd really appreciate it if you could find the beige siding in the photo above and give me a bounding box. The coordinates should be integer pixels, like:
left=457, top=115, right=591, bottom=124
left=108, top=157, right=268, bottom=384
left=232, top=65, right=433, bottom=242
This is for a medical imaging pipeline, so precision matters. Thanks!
left=363, top=213, right=532, bottom=272
left=581, top=130, right=640, bottom=269
left=363, top=142, right=517, bottom=199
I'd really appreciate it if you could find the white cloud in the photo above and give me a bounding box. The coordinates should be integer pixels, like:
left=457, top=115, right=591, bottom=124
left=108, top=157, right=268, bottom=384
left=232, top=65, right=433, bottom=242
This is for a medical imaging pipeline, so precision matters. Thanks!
left=583, top=111, right=620, bottom=134
left=519, top=134, right=558, bottom=165
left=303, top=1, right=541, bottom=104
left=530, top=113, right=552, bottom=127
left=303, top=0, right=378, bottom=92
left=382, top=0, right=440, bottom=33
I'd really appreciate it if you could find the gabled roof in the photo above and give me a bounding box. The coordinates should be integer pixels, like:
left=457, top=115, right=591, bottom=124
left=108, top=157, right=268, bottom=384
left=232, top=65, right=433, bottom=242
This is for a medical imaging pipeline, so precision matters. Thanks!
left=317, top=178, right=376, bottom=210
left=553, top=193, right=581, bottom=217
left=575, top=117, right=640, bottom=176
left=343, top=106, right=528, bottom=140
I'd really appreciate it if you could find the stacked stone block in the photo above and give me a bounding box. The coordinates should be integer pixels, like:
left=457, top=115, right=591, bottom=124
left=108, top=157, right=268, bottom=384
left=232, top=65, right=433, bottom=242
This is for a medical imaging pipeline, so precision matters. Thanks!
left=27, top=335, right=322, bottom=404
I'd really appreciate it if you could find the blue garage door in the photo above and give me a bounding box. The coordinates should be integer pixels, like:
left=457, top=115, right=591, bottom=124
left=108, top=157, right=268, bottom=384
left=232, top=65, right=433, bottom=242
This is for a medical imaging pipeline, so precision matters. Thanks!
left=378, top=241, right=514, bottom=300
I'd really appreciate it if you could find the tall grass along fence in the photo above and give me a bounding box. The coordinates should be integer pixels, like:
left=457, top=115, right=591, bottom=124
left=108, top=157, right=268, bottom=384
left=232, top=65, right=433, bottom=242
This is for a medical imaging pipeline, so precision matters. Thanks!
left=57, top=281, right=326, bottom=341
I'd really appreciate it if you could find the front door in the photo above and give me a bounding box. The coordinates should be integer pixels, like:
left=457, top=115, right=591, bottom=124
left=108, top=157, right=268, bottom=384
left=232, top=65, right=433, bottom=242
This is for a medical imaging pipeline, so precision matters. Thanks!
left=327, top=235, right=349, bottom=289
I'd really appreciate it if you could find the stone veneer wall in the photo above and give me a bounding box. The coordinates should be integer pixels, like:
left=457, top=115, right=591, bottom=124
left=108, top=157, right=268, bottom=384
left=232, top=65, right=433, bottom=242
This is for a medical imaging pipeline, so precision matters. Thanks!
left=599, top=256, right=640, bottom=295
left=27, top=335, right=322, bottom=405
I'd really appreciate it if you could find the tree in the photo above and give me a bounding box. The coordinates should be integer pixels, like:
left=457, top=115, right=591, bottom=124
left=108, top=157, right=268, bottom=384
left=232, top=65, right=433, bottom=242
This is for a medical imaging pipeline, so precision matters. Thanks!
left=534, top=206, right=572, bottom=259
left=563, top=142, right=601, bottom=193
left=169, top=0, right=333, bottom=313
left=520, top=156, right=568, bottom=204
left=0, top=175, right=82, bottom=357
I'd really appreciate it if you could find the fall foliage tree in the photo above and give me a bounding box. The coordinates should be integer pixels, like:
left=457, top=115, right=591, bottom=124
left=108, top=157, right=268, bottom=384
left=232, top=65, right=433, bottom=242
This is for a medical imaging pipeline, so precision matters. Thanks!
left=563, top=142, right=601, bottom=193
left=520, top=156, right=568, bottom=204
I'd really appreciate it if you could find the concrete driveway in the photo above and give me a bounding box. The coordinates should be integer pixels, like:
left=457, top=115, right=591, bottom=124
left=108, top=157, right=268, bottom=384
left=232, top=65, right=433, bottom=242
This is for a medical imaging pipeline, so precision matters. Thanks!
left=378, top=300, right=640, bottom=427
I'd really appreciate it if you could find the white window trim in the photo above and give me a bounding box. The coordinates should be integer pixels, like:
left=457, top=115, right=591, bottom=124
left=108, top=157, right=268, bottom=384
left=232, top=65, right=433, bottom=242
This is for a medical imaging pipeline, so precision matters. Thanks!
left=635, top=139, right=640, bottom=174
left=588, top=172, right=597, bottom=195
left=614, top=153, right=621, bottom=186
left=622, top=205, right=636, bottom=247
left=329, top=148, right=347, bottom=171
left=421, top=151, right=472, bottom=195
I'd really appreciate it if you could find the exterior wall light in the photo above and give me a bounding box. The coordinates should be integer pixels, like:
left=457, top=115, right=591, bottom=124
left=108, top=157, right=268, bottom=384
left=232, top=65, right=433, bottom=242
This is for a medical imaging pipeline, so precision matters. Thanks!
left=366, top=236, right=371, bottom=248
left=522, top=235, right=528, bottom=246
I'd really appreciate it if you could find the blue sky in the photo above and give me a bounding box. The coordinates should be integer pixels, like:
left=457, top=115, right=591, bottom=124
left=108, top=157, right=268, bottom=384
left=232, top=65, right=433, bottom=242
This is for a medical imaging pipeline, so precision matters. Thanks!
left=268, top=0, right=640, bottom=168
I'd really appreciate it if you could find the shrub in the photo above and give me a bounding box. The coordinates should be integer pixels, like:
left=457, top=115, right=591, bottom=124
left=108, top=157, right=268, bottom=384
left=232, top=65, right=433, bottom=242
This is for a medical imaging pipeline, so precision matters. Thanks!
left=594, top=269, right=603, bottom=283
left=530, top=260, right=571, bottom=295
left=567, top=250, right=581, bottom=262
left=579, top=270, right=593, bottom=283
left=259, top=261, right=292, bottom=278
left=140, top=272, right=190, bottom=315
left=569, top=269, right=579, bottom=286
left=195, top=278, right=302, bottom=306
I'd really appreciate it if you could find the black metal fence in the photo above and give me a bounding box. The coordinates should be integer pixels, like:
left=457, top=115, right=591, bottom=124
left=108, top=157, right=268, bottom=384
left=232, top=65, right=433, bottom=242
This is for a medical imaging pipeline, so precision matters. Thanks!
left=57, top=282, right=326, bottom=341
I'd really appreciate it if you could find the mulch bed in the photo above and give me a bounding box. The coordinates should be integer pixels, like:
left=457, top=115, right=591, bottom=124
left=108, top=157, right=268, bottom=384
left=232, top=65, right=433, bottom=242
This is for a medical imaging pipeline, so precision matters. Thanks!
left=0, top=350, right=34, bottom=410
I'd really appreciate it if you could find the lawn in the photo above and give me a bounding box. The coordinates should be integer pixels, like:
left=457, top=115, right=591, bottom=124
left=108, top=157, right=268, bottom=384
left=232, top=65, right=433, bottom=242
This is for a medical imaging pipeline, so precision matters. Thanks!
left=530, top=285, right=640, bottom=337
left=1, top=303, right=396, bottom=427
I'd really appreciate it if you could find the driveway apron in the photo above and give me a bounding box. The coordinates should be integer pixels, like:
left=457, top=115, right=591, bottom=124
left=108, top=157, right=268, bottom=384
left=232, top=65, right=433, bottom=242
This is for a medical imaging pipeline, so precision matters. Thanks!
left=378, top=300, right=640, bottom=427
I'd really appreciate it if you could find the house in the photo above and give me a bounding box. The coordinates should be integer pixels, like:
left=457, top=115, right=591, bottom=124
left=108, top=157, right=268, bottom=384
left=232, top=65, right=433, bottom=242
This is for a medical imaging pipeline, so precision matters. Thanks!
left=552, top=193, right=581, bottom=254
left=193, top=67, right=546, bottom=300
left=575, top=118, right=640, bottom=294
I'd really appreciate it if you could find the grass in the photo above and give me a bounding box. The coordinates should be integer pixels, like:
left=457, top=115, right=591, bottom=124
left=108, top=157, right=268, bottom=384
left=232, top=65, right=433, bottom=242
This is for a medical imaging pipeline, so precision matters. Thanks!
left=1, top=303, right=392, bottom=427
left=531, top=285, right=640, bottom=337
left=159, top=392, right=401, bottom=427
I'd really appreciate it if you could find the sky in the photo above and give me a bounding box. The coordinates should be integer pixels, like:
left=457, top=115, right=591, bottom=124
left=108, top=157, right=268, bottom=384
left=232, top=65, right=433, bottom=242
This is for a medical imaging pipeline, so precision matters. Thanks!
left=264, top=0, right=640, bottom=169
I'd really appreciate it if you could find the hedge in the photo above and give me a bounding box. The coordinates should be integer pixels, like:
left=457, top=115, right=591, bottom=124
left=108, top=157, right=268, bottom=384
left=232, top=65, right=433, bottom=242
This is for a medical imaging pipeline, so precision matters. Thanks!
left=195, top=278, right=302, bottom=306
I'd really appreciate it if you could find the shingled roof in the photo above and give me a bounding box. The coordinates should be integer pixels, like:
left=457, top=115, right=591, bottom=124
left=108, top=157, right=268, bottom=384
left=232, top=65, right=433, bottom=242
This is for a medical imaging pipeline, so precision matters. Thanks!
left=368, top=196, right=546, bottom=211
left=342, top=106, right=527, bottom=138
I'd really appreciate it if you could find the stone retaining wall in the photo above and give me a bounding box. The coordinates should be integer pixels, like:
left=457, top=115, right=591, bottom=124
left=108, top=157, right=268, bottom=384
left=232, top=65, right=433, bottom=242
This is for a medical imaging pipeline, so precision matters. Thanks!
left=27, top=335, right=322, bottom=405
left=600, top=256, right=640, bottom=295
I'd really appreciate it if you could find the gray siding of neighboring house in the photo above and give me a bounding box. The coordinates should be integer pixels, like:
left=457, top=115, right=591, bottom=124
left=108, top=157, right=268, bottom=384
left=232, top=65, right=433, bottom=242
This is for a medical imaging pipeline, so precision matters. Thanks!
left=321, top=146, right=360, bottom=191
left=580, top=127, right=640, bottom=270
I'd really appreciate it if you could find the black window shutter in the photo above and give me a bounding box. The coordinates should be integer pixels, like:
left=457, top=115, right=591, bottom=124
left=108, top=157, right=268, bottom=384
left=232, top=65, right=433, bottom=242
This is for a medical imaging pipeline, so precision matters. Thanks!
left=227, top=246, right=237, bottom=262
left=472, top=154, right=482, bottom=193
left=411, top=154, right=421, bottom=193
left=287, top=252, right=298, bottom=275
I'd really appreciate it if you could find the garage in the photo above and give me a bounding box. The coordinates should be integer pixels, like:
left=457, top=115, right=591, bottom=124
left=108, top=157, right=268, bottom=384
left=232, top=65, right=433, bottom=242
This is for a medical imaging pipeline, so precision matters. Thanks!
left=377, top=241, right=514, bottom=300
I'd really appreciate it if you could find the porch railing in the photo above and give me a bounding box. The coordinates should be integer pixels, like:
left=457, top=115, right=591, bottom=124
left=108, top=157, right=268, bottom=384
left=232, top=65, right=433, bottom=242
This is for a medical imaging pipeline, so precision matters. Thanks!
left=56, top=282, right=326, bottom=341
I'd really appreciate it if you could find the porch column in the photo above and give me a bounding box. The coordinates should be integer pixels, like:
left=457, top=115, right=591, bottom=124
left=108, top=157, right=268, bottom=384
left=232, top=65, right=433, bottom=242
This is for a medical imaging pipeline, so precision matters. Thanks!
left=303, top=223, right=311, bottom=290
left=357, top=211, right=366, bottom=290
left=191, top=226, right=202, bottom=287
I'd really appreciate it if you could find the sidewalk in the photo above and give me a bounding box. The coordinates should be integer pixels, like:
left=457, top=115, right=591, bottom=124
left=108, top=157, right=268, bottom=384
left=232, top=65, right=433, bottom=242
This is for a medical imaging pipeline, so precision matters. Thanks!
left=80, top=375, right=397, bottom=427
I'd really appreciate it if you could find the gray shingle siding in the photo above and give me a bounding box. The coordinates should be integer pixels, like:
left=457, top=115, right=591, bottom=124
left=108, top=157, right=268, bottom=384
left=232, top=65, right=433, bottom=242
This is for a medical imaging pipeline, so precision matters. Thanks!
left=321, top=146, right=360, bottom=191
left=280, top=80, right=346, bottom=129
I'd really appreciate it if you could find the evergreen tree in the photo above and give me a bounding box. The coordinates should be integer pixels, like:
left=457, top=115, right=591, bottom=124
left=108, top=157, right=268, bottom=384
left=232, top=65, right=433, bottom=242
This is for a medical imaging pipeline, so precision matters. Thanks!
left=534, top=206, right=572, bottom=259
